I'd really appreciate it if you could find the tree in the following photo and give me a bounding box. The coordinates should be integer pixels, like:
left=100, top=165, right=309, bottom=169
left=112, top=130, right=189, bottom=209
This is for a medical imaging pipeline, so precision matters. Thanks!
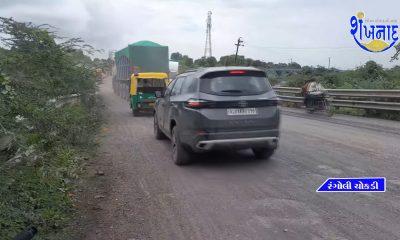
left=288, top=62, right=301, bottom=69
left=219, top=55, right=233, bottom=66
left=170, top=52, right=183, bottom=62
left=357, top=60, right=386, bottom=80
left=315, top=66, right=328, bottom=76
left=194, top=57, right=217, bottom=67
left=252, top=60, right=263, bottom=67
left=218, top=55, right=245, bottom=66
left=205, top=56, right=217, bottom=67
left=177, top=55, right=194, bottom=73
left=244, top=58, right=254, bottom=66
left=181, top=55, right=193, bottom=66
left=275, top=63, right=288, bottom=69
left=321, top=74, right=342, bottom=88
left=193, top=57, right=206, bottom=67
left=301, top=66, right=313, bottom=75
left=391, top=43, right=400, bottom=62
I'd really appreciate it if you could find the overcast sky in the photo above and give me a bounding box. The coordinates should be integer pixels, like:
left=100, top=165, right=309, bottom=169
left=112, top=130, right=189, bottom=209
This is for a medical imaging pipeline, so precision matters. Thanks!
left=1, top=0, right=400, bottom=69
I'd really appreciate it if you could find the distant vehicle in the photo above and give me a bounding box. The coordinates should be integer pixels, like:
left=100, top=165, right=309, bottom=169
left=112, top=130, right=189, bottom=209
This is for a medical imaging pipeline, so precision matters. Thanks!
left=154, top=67, right=280, bottom=165
left=301, top=80, right=332, bottom=116
left=305, top=95, right=332, bottom=116
left=114, top=40, right=169, bottom=113
left=130, top=72, right=168, bottom=116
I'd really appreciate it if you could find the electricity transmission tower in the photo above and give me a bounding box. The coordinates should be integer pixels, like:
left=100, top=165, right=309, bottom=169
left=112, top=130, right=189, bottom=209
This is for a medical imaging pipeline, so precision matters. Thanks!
left=203, top=11, right=212, bottom=58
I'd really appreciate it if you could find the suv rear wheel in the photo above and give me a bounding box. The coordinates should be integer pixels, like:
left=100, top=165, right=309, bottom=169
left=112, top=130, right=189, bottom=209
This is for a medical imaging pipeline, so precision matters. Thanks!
left=154, top=114, right=166, bottom=139
left=171, top=127, right=191, bottom=165
left=252, top=147, right=275, bottom=160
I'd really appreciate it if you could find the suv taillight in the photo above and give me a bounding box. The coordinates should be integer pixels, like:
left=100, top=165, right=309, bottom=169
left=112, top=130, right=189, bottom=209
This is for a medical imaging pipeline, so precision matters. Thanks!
left=185, top=99, right=210, bottom=109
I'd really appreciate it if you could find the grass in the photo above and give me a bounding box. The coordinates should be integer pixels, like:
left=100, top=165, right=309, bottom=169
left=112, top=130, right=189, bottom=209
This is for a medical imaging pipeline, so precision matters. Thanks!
left=0, top=102, right=102, bottom=240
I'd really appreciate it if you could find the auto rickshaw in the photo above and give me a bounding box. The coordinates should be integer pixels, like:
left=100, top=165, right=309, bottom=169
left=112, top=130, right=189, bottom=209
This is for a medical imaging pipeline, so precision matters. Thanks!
left=130, top=72, right=168, bottom=116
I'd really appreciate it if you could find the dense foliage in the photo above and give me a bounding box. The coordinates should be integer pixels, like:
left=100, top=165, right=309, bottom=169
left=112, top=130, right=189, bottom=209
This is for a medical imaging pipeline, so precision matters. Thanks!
left=172, top=52, right=301, bottom=77
left=0, top=18, right=104, bottom=239
left=171, top=51, right=400, bottom=90
left=282, top=61, right=400, bottom=90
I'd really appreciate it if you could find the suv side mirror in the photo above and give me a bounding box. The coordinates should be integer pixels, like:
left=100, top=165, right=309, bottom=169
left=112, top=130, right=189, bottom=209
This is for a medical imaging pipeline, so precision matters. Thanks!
left=155, top=90, right=164, bottom=98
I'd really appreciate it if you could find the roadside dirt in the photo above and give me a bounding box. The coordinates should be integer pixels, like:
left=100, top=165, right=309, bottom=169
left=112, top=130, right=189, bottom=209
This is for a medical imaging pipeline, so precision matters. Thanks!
left=74, top=78, right=194, bottom=240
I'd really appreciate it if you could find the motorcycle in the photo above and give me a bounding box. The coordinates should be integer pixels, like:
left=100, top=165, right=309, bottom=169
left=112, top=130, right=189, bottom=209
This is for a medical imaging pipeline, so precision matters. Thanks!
left=305, top=93, right=333, bottom=116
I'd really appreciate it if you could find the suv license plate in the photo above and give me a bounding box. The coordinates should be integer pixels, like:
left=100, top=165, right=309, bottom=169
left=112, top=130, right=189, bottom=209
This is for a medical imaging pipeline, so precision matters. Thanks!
left=227, top=108, right=257, bottom=116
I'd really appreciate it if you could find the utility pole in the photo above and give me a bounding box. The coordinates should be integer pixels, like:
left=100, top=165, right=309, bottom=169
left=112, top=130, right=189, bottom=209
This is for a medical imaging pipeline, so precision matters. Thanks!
left=328, top=57, right=331, bottom=69
left=234, top=37, right=244, bottom=64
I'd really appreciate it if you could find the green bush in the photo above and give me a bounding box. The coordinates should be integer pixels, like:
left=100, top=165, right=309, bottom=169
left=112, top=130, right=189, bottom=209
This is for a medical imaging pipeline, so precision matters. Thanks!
left=0, top=148, right=79, bottom=239
left=0, top=18, right=102, bottom=239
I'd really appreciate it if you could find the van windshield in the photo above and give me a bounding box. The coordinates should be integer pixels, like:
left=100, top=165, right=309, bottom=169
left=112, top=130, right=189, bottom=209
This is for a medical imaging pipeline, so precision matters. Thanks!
left=200, top=72, right=271, bottom=96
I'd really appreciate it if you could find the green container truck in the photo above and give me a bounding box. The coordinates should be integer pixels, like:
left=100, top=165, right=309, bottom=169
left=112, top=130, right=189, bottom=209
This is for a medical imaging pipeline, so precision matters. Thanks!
left=114, top=40, right=169, bottom=116
left=115, top=40, right=169, bottom=81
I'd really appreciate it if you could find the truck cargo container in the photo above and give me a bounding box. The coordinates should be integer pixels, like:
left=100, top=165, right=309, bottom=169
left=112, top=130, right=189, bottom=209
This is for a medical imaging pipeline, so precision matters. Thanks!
left=115, top=40, right=169, bottom=81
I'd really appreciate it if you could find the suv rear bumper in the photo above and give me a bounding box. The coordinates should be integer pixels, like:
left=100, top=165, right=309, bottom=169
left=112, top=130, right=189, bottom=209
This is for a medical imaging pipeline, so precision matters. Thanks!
left=181, top=129, right=279, bottom=152
left=195, top=136, right=278, bottom=150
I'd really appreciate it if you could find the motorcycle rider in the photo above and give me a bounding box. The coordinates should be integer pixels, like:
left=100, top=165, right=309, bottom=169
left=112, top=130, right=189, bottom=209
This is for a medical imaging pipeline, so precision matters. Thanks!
left=301, top=78, right=326, bottom=109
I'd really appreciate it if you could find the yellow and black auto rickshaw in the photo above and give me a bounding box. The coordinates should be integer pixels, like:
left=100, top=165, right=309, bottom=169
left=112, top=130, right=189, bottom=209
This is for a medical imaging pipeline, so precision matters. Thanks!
left=130, top=72, right=168, bottom=116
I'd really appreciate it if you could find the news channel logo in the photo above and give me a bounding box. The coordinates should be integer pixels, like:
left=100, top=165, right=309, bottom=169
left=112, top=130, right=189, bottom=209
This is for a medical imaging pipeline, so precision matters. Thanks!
left=350, top=12, right=399, bottom=52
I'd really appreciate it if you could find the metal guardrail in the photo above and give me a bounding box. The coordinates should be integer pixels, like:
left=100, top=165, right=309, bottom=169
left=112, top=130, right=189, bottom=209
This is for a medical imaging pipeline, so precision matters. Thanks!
left=55, top=94, right=80, bottom=107
left=47, top=94, right=81, bottom=108
left=274, top=87, right=400, bottom=111
left=109, top=81, right=400, bottom=111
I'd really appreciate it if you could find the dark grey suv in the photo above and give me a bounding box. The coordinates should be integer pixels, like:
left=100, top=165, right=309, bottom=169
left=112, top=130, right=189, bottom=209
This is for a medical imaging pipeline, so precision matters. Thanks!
left=154, top=67, right=280, bottom=165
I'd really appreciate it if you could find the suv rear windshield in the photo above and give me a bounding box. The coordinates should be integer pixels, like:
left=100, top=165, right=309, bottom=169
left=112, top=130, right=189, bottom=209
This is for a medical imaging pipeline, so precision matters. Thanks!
left=199, top=71, right=271, bottom=96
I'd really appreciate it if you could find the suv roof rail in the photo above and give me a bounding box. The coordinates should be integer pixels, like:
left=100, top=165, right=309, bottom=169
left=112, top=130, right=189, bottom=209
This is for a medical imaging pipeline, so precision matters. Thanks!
left=177, top=68, right=203, bottom=75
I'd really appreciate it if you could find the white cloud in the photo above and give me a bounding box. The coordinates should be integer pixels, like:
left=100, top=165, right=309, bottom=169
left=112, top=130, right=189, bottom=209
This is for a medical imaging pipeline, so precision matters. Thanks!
left=0, top=0, right=400, bottom=69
